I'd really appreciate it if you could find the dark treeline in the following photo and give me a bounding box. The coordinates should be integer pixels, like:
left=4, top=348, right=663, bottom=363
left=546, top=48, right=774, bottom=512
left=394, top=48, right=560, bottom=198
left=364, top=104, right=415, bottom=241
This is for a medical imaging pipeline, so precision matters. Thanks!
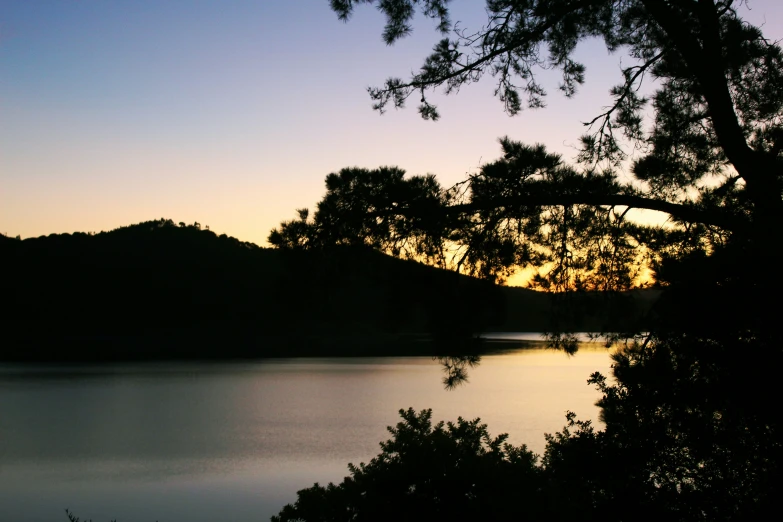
left=1, top=219, right=655, bottom=362
left=42, top=0, right=783, bottom=518
left=266, top=0, right=783, bottom=520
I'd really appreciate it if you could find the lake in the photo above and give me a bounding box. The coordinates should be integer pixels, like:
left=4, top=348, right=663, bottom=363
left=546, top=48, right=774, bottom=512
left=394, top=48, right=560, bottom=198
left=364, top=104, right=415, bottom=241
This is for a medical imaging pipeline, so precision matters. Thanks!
left=0, top=343, right=613, bottom=522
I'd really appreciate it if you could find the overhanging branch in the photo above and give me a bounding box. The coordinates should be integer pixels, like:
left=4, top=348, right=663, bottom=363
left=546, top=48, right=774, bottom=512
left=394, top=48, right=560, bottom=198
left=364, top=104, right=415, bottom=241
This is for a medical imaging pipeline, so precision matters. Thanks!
left=373, top=0, right=603, bottom=109
left=450, top=193, right=741, bottom=230
left=375, top=193, right=742, bottom=231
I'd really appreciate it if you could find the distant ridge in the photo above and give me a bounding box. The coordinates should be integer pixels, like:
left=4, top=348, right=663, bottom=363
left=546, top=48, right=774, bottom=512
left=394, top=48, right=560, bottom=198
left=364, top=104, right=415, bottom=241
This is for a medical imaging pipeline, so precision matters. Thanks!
left=1, top=219, right=658, bottom=361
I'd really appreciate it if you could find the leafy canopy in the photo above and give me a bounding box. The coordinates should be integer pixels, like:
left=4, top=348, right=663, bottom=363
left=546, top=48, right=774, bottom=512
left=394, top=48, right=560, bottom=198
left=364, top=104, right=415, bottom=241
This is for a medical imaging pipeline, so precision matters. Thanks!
left=272, top=407, right=544, bottom=522
left=268, top=4, right=783, bottom=520
left=272, top=0, right=783, bottom=291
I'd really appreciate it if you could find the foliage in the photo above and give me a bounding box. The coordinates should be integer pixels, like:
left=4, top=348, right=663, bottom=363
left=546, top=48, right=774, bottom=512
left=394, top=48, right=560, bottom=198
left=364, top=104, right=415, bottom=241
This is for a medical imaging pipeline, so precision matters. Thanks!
left=541, top=328, right=783, bottom=521
left=64, top=509, right=124, bottom=522
left=272, top=326, right=782, bottom=522
left=272, top=408, right=545, bottom=522
left=58, top=3, right=783, bottom=519
left=5, top=219, right=548, bottom=360
left=268, top=2, right=783, bottom=521
left=269, top=167, right=448, bottom=265
left=271, top=0, right=782, bottom=292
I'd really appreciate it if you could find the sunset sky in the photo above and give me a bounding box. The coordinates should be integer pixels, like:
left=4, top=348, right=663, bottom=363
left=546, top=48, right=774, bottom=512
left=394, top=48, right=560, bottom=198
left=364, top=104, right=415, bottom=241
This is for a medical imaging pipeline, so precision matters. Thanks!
left=3, top=0, right=782, bottom=246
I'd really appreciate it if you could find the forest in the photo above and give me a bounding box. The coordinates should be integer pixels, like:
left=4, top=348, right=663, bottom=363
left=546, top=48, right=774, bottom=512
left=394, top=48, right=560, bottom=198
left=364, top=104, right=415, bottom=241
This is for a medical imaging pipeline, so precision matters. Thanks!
left=10, top=0, right=780, bottom=519
left=2, top=219, right=652, bottom=361
left=267, top=1, right=782, bottom=520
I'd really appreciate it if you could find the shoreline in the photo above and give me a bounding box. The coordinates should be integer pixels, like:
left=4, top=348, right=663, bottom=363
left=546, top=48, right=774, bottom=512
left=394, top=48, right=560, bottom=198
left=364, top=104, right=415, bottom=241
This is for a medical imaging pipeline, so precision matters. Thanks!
left=0, top=331, right=609, bottom=363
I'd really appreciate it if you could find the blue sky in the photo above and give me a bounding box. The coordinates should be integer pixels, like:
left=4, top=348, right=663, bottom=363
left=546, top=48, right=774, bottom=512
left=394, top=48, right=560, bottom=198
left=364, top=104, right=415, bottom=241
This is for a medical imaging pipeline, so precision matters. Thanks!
left=2, top=0, right=782, bottom=245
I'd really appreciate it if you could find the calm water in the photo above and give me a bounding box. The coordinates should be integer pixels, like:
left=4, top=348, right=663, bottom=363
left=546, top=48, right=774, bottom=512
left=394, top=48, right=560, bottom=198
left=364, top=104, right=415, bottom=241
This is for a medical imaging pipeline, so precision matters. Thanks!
left=0, top=344, right=613, bottom=522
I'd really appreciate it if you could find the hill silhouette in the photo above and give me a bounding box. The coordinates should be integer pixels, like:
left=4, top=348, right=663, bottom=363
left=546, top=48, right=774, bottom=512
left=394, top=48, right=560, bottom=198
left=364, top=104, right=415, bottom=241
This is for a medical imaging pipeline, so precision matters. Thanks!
left=1, top=219, right=657, bottom=361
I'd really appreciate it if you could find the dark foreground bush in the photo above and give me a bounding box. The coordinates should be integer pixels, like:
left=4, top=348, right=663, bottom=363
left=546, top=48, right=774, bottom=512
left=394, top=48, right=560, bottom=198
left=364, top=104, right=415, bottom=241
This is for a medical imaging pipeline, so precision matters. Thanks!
left=272, top=408, right=546, bottom=522
left=272, top=333, right=782, bottom=522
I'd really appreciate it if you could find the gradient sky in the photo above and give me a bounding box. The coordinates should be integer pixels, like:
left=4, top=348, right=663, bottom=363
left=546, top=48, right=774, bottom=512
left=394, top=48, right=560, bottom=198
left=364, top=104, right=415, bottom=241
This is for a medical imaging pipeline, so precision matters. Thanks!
left=2, top=0, right=782, bottom=246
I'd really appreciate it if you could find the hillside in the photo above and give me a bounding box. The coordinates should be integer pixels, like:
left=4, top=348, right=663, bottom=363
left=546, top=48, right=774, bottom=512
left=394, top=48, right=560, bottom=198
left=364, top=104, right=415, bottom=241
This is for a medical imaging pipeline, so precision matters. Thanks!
left=1, top=219, right=658, bottom=361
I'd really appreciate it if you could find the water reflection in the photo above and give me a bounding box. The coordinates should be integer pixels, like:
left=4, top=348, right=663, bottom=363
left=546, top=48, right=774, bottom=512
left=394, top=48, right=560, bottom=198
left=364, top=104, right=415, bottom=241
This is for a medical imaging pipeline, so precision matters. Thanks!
left=0, top=345, right=612, bottom=521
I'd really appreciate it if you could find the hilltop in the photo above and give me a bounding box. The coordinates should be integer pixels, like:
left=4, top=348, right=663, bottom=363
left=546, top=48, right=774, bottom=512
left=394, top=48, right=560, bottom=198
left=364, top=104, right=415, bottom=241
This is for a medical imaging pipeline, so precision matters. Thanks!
left=1, top=219, right=657, bottom=361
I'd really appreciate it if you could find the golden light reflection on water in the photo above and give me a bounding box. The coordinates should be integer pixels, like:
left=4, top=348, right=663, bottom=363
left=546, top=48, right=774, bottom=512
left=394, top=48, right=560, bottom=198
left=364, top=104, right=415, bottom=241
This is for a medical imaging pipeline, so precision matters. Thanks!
left=0, top=345, right=614, bottom=521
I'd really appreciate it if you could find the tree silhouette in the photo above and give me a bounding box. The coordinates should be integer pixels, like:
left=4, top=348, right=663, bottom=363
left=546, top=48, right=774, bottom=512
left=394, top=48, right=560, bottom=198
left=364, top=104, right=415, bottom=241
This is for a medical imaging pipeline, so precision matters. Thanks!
left=266, top=2, right=783, bottom=519
left=269, top=166, right=449, bottom=266
left=271, top=0, right=783, bottom=292
left=272, top=408, right=545, bottom=522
